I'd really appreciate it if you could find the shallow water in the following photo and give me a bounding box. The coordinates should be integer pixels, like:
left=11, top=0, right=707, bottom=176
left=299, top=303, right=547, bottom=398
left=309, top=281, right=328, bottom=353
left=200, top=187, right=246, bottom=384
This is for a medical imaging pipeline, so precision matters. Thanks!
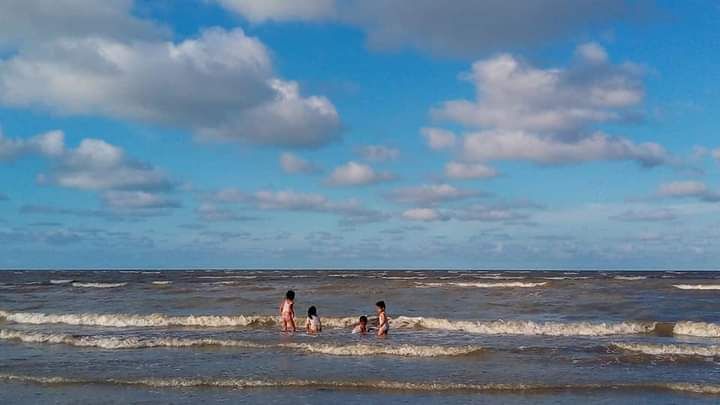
left=2, top=269, right=720, bottom=403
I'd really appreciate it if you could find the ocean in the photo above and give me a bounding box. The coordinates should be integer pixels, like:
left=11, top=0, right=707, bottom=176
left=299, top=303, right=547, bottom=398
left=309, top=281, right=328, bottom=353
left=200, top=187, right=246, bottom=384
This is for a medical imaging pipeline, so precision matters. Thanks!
left=1, top=269, right=720, bottom=404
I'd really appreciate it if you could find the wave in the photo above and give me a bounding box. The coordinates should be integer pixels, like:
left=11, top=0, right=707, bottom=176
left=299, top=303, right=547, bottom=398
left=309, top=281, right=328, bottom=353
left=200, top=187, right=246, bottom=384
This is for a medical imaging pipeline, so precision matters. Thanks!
left=673, top=284, right=720, bottom=290
left=0, top=374, right=719, bottom=395
left=50, top=279, right=74, bottom=285
left=72, top=282, right=127, bottom=289
left=0, top=329, right=480, bottom=357
left=673, top=321, right=720, bottom=338
left=151, top=281, right=172, bottom=285
left=0, top=309, right=356, bottom=329
left=391, top=317, right=655, bottom=336
left=0, top=310, right=659, bottom=336
left=614, top=276, right=647, bottom=281
left=613, top=342, right=720, bottom=357
left=416, top=282, right=547, bottom=288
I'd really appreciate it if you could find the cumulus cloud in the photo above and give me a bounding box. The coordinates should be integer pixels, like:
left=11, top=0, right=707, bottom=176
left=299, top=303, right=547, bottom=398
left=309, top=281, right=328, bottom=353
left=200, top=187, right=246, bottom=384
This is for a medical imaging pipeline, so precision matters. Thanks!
left=610, top=208, right=677, bottom=222
left=217, top=0, right=646, bottom=58
left=0, top=28, right=341, bottom=147
left=279, top=152, right=321, bottom=174
left=445, top=161, right=497, bottom=179
left=657, top=181, right=720, bottom=202
left=0, top=130, right=177, bottom=213
left=422, top=127, right=456, bottom=150
left=211, top=188, right=388, bottom=224
left=462, top=130, right=669, bottom=166
left=386, top=184, right=482, bottom=205
left=357, top=145, right=399, bottom=161
left=326, top=161, right=394, bottom=186
left=0, top=0, right=166, bottom=46
left=428, top=44, right=671, bottom=167
left=402, top=208, right=446, bottom=222
left=214, top=0, right=336, bottom=22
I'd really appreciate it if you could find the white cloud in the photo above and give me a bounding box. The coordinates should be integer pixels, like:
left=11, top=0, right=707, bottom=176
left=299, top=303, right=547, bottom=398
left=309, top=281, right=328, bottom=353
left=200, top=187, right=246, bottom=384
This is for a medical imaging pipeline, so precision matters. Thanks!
left=402, top=208, right=446, bottom=222
left=214, top=0, right=336, bottom=22
left=217, top=1, right=644, bottom=58
left=610, top=208, right=676, bottom=222
left=0, top=28, right=341, bottom=147
left=422, top=127, right=456, bottom=150
left=713, top=148, right=720, bottom=161
left=387, top=184, right=481, bottom=204
left=657, top=181, right=720, bottom=202
left=101, top=190, right=179, bottom=210
left=434, top=45, right=644, bottom=134
left=445, top=161, right=497, bottom=179
left=462, top=130, right=669, bottom=166
left=0, top=0, right=166, bottom=46
left=358, top=145, right=399, bottom=161
left=280, top=152, right=320, bottom=174
left=326, top=161, right=394, bottom=186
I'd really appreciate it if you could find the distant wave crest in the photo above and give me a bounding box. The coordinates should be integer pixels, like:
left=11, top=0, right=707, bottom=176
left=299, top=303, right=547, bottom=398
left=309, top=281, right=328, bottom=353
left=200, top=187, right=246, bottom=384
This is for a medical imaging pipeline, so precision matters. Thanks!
left=72, top=282, right=127, bottom=289
left=673, top=321, right=720, bottom=338
left=613, top=342, right=720, bottom=357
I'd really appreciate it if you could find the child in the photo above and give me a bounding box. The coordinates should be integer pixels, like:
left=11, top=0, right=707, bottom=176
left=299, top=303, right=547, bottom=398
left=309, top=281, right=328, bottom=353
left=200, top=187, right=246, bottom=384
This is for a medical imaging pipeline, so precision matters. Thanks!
left=376, top=300, right=388, bottom=337
left=352, top=315, right=368, bottom=334
left=279, top=290, right=296, bottom=333
left=305, top=306, right=322, bottom=334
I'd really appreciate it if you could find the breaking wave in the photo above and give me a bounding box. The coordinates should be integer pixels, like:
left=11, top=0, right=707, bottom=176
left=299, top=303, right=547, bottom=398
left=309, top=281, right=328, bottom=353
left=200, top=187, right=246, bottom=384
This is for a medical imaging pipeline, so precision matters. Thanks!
left=151, top=281, right=172, bottom=285
left=0, top=310, right=657, bottom=336
left=673, top=321, right=720, bottom=338
left=0, top=329, right=481, bottom=357
left=416, top=282, right=547, bottom=288
left=614, top=276, right=647, bottom=281
left=50, top=279, right=74, bottom=285
left=673, top=284, right=720, bottom=290
left=72, top=282, right=127, bottom=289
left=0, top=374, right=719, bottom=395
left=613, top=342, right=720, bottom=357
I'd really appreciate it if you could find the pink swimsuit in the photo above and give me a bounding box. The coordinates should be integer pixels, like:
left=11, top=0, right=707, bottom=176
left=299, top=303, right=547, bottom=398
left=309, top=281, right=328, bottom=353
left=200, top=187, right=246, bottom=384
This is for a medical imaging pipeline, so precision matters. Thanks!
left=281, top=300, right=293, bottom=320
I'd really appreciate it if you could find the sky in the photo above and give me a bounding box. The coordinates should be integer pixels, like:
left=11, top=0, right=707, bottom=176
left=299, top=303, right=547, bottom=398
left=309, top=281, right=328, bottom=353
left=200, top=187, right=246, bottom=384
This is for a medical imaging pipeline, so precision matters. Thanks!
left=0, top=0, right=719, bottom=269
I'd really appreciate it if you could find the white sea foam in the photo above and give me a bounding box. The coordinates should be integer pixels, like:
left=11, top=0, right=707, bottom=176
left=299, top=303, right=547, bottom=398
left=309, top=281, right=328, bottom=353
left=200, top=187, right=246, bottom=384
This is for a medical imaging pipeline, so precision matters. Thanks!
left=72, top=282, right=127, bottom=289
left=1, top=373, right=719, bottom=394
left=613, top=342, right=720, bottom=357
left=391, top=316, right=655, bottom=336
left=152, top=281, right=172, bottom=285
left=416, top=282, right=547, bottom=288
left=614, top=276, right=647, bottom=281
left=50, top=279, right=73, bottom=285
left=673, top=284, right=720, bottom=290
left=673, top=321, right=720, bottom=338
left=0, top=329, right=481, bottom=357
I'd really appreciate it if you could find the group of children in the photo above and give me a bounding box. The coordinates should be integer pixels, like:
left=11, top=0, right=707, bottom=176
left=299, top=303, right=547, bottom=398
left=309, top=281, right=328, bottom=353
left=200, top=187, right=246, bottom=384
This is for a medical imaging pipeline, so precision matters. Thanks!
left=279, top=290, right=389, bottom=337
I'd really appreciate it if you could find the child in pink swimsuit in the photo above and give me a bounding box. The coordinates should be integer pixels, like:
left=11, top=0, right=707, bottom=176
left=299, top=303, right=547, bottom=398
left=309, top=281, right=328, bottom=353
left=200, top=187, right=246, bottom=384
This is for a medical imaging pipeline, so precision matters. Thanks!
left=279, top=290, right=296, bottom=332
left=376, top=300, right=388, bottom=337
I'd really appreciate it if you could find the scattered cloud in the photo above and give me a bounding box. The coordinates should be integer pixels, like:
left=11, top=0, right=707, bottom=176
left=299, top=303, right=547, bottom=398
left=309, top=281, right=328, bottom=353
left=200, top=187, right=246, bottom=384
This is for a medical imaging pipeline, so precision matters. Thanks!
left=422, top=127, right=456, bottom=150
left=357, top=145, right=399, bottom=161
left=214, top=0, right=336, bottom=22
left=428, top=44, right=671, bottom=167
left=0, top=28, right=341, bottom=147
left=610, top=208, right=677, bottom=222
left=657, top=181, right=720, bottom=202
left=445, top=161, right=497, bottom=179
left=100, top=191, right=180, bottom=210
left=402, top=208, right=447, bottom=222
left=280, top=152, right=321, bottom=174
left=386, top=183, right=482, bottom=205
left=713, top=148, right=720, bottom=161
left=326, top=161, right=394, bottom=186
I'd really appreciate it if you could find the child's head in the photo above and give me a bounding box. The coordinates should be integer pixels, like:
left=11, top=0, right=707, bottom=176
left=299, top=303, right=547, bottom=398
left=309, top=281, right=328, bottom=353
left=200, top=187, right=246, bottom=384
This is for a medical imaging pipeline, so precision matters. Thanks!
left=285, top=290, right=295, bottom=301
left=359, top=315, right=368, bottom=325
left=375, top=300, right=385, bottom=311
left=308, top=305, right=317, bottom=318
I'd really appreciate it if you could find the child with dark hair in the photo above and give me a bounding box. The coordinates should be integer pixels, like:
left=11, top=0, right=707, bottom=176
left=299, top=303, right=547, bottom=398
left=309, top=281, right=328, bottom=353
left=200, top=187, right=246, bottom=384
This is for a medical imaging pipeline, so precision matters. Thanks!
left=279, top=290, right=296, bottom=332
left=352, top=315, right=368, bottom=334
left=305, top=305, right=322, bottom=334
left=376, top=300, right=388, bottom=336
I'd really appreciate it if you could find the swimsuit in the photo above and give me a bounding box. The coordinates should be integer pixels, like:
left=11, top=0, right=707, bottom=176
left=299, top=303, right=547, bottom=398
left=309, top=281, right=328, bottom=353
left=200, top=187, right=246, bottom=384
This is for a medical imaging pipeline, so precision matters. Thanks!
left=281, top=300, right=293, bottom=321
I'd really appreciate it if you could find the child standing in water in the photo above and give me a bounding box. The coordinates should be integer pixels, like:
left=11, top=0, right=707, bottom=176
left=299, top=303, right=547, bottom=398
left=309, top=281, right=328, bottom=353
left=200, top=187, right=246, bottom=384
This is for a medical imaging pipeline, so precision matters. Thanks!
left=376, top=301, right=388, bottom=337
left=305, top=306, right=322, bottom=334
left=279, top=290, right=296, bottom=333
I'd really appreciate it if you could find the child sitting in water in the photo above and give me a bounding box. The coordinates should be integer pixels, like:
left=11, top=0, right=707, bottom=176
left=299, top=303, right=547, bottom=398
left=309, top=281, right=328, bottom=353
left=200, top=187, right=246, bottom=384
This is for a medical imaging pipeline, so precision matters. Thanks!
left=279, top=290, right=296, bottom=333
left=376, top=300, right=389, bottom=337
left=305, top=305, right=322, bottom=334
left=352, top=315, right=368, bottom=334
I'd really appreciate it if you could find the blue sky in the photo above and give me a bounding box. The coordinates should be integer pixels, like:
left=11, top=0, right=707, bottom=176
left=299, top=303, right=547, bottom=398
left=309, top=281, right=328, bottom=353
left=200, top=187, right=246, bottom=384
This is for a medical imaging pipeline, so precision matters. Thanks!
left=0, top=0, right=718, bottom=269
